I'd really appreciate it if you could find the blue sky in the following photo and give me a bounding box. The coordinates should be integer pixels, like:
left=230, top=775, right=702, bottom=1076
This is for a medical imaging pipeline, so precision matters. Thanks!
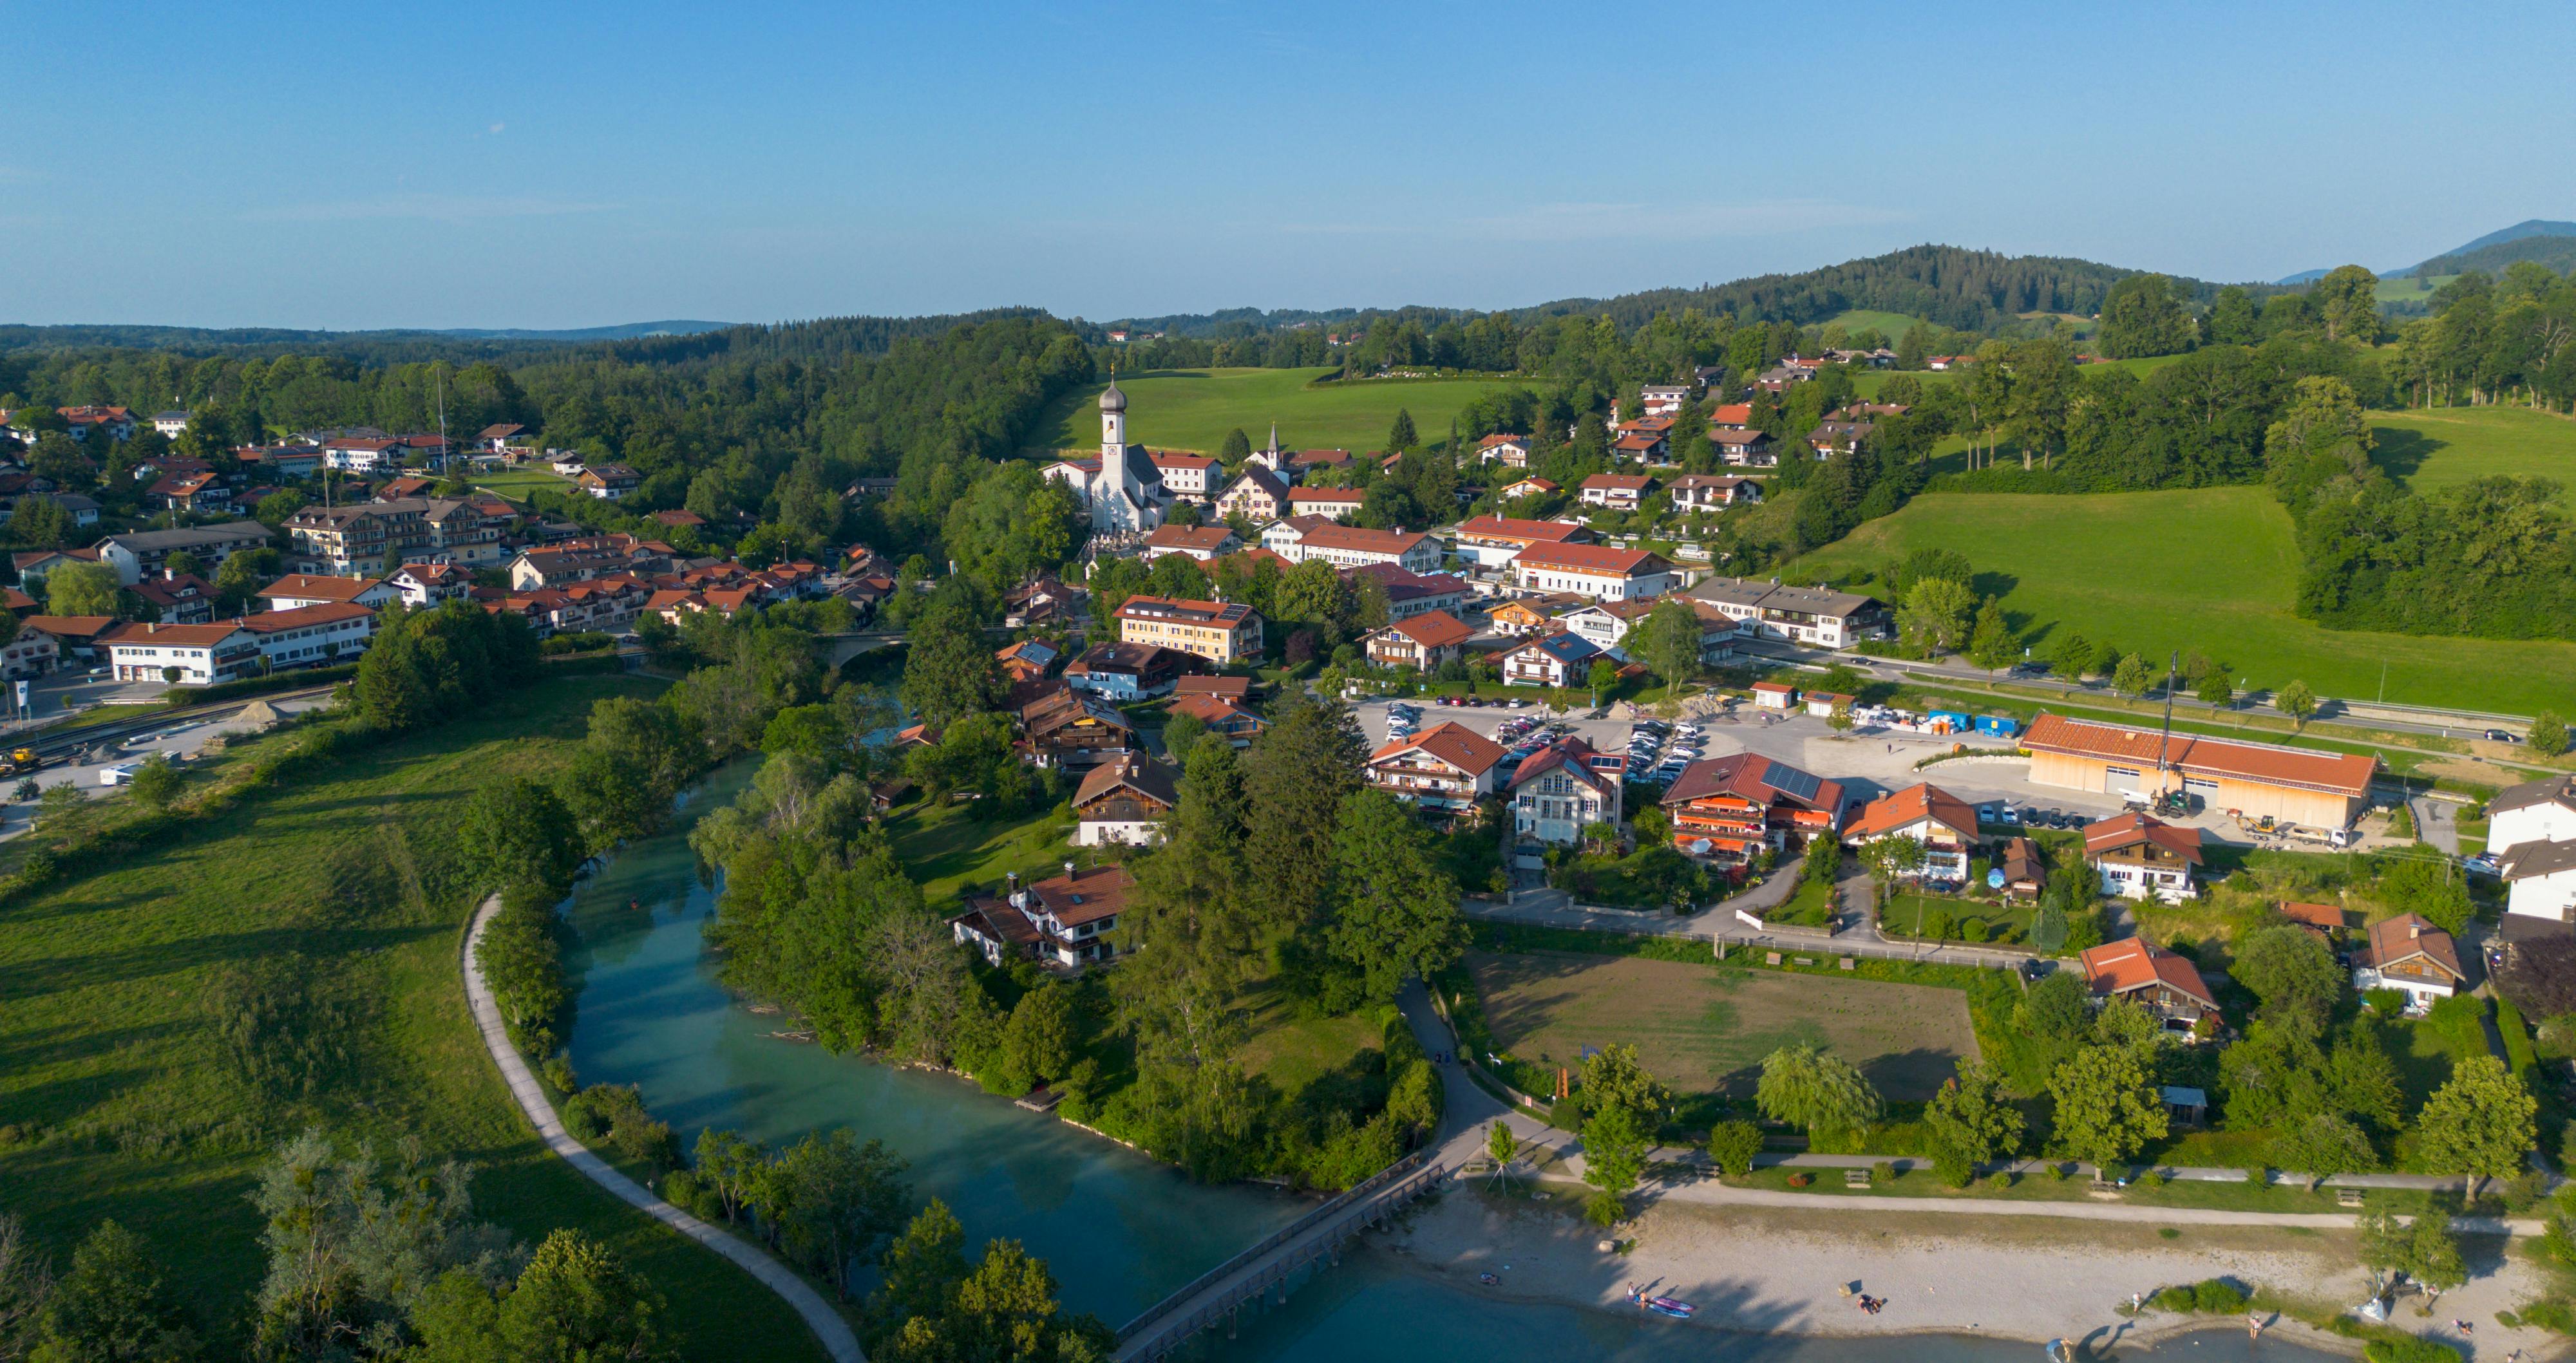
left=11, top=1, right=2573, bottom=329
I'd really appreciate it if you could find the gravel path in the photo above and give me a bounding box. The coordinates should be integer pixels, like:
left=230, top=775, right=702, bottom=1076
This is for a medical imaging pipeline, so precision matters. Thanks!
left=462, top=892, right=865, bottom=1363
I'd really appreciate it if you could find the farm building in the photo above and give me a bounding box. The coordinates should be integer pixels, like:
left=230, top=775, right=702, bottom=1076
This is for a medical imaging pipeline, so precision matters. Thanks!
left=2021, top=712, right=2380, bottom=829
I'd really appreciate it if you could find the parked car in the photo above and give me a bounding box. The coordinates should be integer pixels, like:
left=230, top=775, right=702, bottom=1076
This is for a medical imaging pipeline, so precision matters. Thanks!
left=2465, top=853, right=2503, bottom=876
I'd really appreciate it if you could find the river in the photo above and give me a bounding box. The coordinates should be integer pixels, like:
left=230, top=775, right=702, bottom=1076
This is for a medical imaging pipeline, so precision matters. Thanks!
left=560, top=763, right=2347, bottom=1363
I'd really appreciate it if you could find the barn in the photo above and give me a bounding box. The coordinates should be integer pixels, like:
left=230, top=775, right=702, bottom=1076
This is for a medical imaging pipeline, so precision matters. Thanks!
left=2022, top=712, right=2380, bottom=829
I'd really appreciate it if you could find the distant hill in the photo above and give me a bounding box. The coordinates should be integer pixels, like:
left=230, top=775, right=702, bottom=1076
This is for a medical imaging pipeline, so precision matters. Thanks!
left=431, top=320, right=734, bottom=341
left=2277, top=219, right=2576, bottom=285
left=1124, top=246, right=2273, bottom=341
left=2407, top=220, right=2576, bottom=278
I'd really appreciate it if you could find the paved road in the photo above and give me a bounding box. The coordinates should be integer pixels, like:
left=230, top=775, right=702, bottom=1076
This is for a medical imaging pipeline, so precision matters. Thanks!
left=462, top=894, right=866, bottom=1363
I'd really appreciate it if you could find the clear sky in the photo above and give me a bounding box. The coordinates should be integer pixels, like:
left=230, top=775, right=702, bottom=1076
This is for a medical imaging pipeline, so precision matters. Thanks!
left=12, top=1, right=2573, bottom=330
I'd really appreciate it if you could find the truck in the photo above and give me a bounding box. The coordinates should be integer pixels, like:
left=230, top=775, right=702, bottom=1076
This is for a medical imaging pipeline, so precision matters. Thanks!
left=3, top=747, right=41, bottom=775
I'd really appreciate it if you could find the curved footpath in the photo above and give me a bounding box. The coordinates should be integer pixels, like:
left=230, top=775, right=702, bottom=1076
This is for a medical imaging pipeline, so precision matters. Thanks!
left=462, top=893, right=866, bottom=1363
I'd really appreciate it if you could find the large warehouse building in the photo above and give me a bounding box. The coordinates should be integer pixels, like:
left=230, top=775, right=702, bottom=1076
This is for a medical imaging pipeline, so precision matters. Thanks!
left=2022, top=713, right=2382, bottom=829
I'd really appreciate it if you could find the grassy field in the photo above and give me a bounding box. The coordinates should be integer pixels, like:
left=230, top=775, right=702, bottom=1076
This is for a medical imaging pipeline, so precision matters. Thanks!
left=1826, top=309, right=1927, bottom=340
left=1028, top=366, right=1510, bottom=455
left=1235, top=974, right=1385, bottom=1098
left=471, top=467, right=576, bottom=500
left=1464, top=949, right=1977, bottom=1104
left=882, top=796, right=1079, bottom=901
left=2370, top=405, right=2576, bottom=504
left=1792, top=486, right=2576, bottom=716
left=0, top=676, right=828, bottom=1362
left=2376, top=274, right=2457, bottom=305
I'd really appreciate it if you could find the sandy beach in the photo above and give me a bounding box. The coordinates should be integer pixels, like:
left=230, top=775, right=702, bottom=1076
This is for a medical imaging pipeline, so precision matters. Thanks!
left=1380, top=1180, right=2566, bottom=1360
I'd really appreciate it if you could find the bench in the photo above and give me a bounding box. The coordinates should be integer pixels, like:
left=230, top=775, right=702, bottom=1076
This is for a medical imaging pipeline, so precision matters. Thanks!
left=1839, top=957, right=1856, bottom=971
left=2338, top=1187, right=2365, bottom=1207
left=1794, top=956, right=1815, bottom=966
left=1844, top=1168, right=1870, bottom=1188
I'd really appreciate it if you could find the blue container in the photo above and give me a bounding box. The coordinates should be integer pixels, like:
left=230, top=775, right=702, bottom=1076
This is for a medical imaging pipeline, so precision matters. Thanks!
left=1976, top=715, right=2020, bottom=737
left=1929, top=710, right=1972, bottom=732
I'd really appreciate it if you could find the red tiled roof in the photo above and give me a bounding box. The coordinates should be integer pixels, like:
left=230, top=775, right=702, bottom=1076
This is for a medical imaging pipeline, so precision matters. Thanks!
left=2079, top=937, right=2217, bottom=1010
left=1028, top=863, right=1132, bottom=928
left=1844, top=782, right=1980, bottom=841
left=2278, top=901, right=2344, bottom=929
left=1660, top=753, right=1846, bottom=819
left=243, top=601, right=374, bottom=634
left=1143, top=524, right=1235, bottom=551
left=1579, top=473, right=1653, bottom=492
left=1167, top=692, right=1262, bottom=728
left=1381, top=610, right=1473, bottom=650
left=2363, top=913, right=2465, bottom=983
left=257, top=575, right=387, bottom=604
left=2023, top=712, right=2379, bottom=798
left=2082, top=811, right=2205, bottom=865
left=1293, top=525, right=1427, bottom=556
left=1510, top=541, right=1669, bottom=576
left=1370, top=720, right=1506, bottom=778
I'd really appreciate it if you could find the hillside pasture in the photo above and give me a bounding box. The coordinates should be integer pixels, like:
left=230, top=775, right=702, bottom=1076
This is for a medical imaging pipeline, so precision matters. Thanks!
left=2369, top=406, right=2576, bottom=505
left=1826, top=309, right=1928, bottom=341
left=1792, top=486, right=2576, bottom=717
left=1028, top=366, right=1509, bottom=455
left=1464, top=949, right=1976, bottom=1104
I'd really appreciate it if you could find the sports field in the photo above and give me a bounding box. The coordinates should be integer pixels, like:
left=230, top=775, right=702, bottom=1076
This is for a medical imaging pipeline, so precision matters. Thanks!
left=1464, top=950, right=1976, bottom=1103
left=1793, top=486, right=2576, bottom=716
left=2370, top=405, right=2576, bottom=503
left=1028, top=366, right=1510, bottom=455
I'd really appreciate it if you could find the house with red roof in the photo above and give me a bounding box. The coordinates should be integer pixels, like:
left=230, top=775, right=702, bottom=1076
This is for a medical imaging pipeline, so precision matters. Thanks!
left=2083, top=811, right=2206, bottom=902
left=950, top=863, right=1133, bottom=970
left=2079, top=937, right=2219, bottom=1029
left=1365, top=609, right=1474, bottom=672
left=1508, top=737, right=1621, bottom=845
left=1475, top=434, right=1532, bottom=467
left=1367, top=722, right=1507, bottom=814
left=1141, top=523, right=1240, bottom=561
left=1506, top=541, right=1679, bottom=602
left=2354, top=913, right=2466, bottom=1014
left=1843, top=782, right=1983, bottom=885
left=1662, top=753, right=1849, bottom=861
left=1166, top=691, right=1265, bottom=747
left=1452, top=514, right=1593, bottom=569
left=1578, top=473, right=1654, bottom=511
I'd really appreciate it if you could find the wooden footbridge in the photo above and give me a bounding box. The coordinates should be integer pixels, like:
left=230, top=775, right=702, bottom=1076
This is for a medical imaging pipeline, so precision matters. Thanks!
left=1111, top=1150, right=1452, bottom=1361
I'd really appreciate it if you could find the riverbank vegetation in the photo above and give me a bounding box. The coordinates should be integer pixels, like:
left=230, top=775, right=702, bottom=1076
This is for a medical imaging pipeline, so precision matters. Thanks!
left=0, top=668, right=836, bottom=1361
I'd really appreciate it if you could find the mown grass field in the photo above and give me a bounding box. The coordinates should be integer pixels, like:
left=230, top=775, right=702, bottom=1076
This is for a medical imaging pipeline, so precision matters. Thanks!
left=2376, top=274, right=2457, bottom=305
left=1028, top=366, right=1509, bottom=455
left=0, top=676, right=828, bottom=1362
left=882, top=796, right=1079, bottom=901
left=1826, top=308, right=1927, bottom=340
left=2370, top=405, right=2576, bottom=503
left=1464, top=949, right=1976, bottom=1104
left=471, top=467, right=576, bottom=499
left=1792, top=486, right=2576, bottom=716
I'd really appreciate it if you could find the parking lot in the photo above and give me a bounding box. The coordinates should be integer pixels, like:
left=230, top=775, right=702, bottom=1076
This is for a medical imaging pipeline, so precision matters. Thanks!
left=0, top=698, right=329, bottom=843
left=1350, top=692, right=2252, bottom=845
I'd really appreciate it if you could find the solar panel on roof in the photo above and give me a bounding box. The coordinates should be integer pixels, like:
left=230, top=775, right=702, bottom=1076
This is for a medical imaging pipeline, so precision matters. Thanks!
left=1762, top=760, right=1823, bottom=804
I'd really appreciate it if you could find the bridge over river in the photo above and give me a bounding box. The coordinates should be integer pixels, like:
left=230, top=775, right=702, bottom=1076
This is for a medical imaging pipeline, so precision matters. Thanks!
left=1110, top=1150, right=1452, bottom=1361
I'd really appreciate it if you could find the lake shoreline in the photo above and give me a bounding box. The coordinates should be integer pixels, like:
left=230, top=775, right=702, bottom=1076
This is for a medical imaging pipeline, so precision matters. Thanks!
left=1370, top=1180, right=2549, bottom=1360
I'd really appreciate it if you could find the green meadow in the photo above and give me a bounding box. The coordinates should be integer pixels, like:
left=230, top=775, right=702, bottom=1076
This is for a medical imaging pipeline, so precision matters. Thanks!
left=1792, top=486, right=2576, bottom=717
left=2370, top=405, right=2576, bottom=504
left=1029, top=366, right=1509, bottom=455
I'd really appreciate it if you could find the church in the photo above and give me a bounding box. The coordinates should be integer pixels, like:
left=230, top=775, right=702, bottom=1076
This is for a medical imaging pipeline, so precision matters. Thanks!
left=1045, top=377, right=1167, bottom=533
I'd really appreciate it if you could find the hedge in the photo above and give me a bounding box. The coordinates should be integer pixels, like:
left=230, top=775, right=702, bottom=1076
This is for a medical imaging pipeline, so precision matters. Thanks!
left=189, top=664, right=359, bottom=706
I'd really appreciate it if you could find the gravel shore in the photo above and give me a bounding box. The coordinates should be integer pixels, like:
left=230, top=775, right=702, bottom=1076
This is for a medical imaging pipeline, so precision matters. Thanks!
left=1381, top=1181, right=2562, bottom=1360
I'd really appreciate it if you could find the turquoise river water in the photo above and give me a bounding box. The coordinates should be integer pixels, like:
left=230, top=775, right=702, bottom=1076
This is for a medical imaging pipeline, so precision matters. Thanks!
left=561, top=764, right=2346, bottom=1362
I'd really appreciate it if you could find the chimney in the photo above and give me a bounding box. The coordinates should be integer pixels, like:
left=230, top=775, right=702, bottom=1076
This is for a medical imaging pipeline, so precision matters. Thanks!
left=1063, top=860, right=1077, bottom=879
left=2410, top=921, right=2421, bottom=939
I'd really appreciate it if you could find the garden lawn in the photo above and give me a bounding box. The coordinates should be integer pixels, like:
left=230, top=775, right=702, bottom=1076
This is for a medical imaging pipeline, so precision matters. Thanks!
left=471, top=467, right=578, bottom=500
left=1792, top=486, right=2576, bottom=716
left=1880, top=891, right=2034, bottom=946
left=0, top=675, right=829, bottom=1362
left=1464, top=949, right=1978, bottom=1107
left=2369, top=406, right=2576, bottom=506
left=1027, top=366, right=1510, bottom=455
left=882, top=796, right=1079, bottom=901
left=1233, top=973, right=1385, bottom=1101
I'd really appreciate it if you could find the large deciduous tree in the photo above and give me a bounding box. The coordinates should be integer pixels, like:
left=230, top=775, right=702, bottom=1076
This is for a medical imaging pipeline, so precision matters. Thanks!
left=2045, top=1044, right=2167, bottom=1169
left=1323, top=789, right=1464, bottom=1002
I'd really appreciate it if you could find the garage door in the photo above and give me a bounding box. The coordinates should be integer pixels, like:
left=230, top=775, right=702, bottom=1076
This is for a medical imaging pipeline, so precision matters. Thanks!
left=2104, top=765, right=2145, bottom=794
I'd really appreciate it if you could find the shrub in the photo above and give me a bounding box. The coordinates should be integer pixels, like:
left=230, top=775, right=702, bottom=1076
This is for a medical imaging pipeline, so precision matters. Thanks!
left=2245, top=1166, right=2269, bottom=1186
left=1707, top=1120, right=1763, bottom=1178
left=2137, top=1170, right=2166, bottom=1189
left=2154, top=1286, right=2198, bottom=1312
left=611, top=1108, right=678, bottom=1170
left=2193, top=1279, right=2247, bottom=1313
left=1873, top=1160, right=1897, bottom=1183
left=1958, top=917, right=1988, bottom=944
left=2363, top=1338, right=2465, bottom=1363
left=2363, top=988, right=2409, bottom=1015
left=541, top=1056, right=579, bottom=1095
left=2045, top=1161, right=2067, bottom=1181
left=1987, top=1170, right=2013, bottom=1189
left=1922, top=907, right=1953, bottom=940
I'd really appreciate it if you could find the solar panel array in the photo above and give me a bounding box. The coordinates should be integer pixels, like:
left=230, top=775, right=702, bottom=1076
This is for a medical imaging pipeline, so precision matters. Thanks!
left=1761, top=759, right=1823, bottom=804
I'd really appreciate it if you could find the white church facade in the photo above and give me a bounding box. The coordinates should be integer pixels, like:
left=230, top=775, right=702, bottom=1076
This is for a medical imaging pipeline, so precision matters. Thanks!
left=1045, top=377, right=1168, bottom=533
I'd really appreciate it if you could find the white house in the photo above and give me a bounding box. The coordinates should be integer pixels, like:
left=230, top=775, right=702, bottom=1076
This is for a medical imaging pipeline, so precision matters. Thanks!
left=1666, top=473, right=1762, bottom=511
left=1557, top=597, right=1737, bottom=663
left=1475, top=434, right=1532, bottom=467
left=100, top=621, right=258, bottom=684
left=1577, top=473, right=1653, bottom=511
left=1842, top=782, right=1982, bottom=885
left=2504, top=840, right=2576, bottom=927
left=1366, top=722, right=1507, bottom=813
left=1506, top=542, right=1680, bottom=602
left=1146, top=451, right=1219, bottom=502
left=241, top=601, right=377, bottom=670
left=1260, top=518, right=1441, bottom=572
left=2491, top=776, right=2576, bottom=859
left=1683, top=577, right=1891, bottom=649
left=2083, top=813, right=2204, bottom=903
left=1509, top=737, right=1620, bottom=845
left=2353, top=913, right=2467, bottom=1015
left=1140, top=523, right=1239, bottom=561
left=1283, top=486, right=1364, bottom=520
